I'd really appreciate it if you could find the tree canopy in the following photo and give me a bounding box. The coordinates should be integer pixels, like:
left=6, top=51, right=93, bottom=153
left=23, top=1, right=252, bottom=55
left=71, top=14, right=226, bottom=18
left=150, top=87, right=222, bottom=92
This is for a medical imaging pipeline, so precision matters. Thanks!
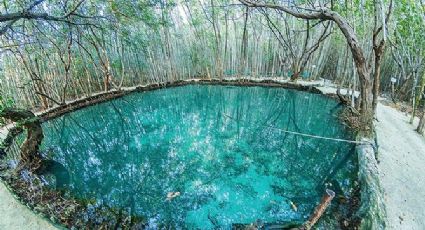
left=0, top=0, right=424, bottom=129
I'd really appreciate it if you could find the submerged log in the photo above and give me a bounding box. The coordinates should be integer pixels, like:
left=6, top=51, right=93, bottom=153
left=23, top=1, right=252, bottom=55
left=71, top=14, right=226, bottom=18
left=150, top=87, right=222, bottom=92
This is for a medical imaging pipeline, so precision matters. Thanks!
left=302, top=189, right=335, bottom=230
left=0, top=107, right=44, bottom=171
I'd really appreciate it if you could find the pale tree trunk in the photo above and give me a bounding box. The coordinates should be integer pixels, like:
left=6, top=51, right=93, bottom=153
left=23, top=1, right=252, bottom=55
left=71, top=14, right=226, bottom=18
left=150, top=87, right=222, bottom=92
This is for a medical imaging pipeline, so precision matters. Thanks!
left=88, top=27, right=113, bottom=92
left=372, top=48, right=384, bottom=112
left=417, top=76, right=425, bottom=134
left=210, top=0, right=222, bottom=78
left=372, top=0, right=392, bottom=112
left=15, top=51, right=51, bottom=109
left=240, top=7, right=249, bottom=76
left=411, top=72, right=425, bottom=123
left=418, top=110, right=425, bottom=134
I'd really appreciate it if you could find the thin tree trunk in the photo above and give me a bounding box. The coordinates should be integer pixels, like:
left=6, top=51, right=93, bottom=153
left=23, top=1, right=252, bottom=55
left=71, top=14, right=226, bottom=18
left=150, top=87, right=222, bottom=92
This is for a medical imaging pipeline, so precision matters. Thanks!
left=240, top=7, right=249, bottom=76
left=372, top=49, right=384, bottom=112
left=418, top=109, right=425, bottom=134
left=416, top=74, right=425, bottom=134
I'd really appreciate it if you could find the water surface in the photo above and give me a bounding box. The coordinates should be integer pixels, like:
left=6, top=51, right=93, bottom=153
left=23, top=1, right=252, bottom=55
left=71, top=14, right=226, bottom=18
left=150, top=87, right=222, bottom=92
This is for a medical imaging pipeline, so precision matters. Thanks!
left=41, top=85, right=357, bottom=228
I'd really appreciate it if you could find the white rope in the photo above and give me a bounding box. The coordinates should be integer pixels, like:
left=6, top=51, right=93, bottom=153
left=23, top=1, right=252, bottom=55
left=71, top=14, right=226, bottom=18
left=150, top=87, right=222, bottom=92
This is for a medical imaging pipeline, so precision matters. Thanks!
left=222, top=113, right=372, bottom=145
left=264, top=125, right=370, bottom=145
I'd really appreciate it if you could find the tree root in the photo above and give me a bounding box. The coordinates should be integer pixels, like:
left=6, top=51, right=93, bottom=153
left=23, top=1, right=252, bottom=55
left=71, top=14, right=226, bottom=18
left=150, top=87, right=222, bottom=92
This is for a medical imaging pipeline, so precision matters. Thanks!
left=0, top=108, right=44, bottom=172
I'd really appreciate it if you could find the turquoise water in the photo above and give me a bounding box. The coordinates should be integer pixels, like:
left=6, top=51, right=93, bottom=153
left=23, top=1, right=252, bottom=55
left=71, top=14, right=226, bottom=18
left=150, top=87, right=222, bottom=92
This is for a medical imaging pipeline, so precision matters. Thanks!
left=41, top=85, right=357, bottom=228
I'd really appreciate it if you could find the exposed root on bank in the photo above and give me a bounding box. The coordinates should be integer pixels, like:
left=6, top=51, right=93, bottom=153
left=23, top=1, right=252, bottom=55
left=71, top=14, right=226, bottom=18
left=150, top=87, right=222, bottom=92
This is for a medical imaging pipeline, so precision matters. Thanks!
left=0, top=108, right=44, bottom=172
left=339, top=107, right=363, bottom=132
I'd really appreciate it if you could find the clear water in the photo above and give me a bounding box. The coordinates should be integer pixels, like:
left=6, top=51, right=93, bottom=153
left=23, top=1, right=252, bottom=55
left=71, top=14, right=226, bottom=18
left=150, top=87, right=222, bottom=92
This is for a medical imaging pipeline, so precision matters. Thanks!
left=41, top=85, right=357, bottom=228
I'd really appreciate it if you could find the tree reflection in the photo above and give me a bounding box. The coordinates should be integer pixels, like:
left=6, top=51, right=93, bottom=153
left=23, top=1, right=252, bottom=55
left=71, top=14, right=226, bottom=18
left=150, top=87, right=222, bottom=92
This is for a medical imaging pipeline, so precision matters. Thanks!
left=41, top=85, right=356, bottom=228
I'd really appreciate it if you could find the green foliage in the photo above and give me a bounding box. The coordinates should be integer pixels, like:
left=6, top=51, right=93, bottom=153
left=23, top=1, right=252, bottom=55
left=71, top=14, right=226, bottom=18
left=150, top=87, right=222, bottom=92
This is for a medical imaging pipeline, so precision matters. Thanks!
left=107, top=0, right=172, bottom=28
left=0, top=94, right=15, bottom=125
left=393, top=0, right=425, bottom=53
left=0, top=95, right=14, bottom=111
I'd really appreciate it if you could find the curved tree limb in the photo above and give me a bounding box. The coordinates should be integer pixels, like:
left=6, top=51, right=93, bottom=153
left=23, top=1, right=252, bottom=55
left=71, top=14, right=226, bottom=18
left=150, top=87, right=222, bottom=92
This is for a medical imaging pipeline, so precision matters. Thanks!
left=240, top=0, right=374, bottom=127
left=0, top=0, right=94, bottom=36
left=0, top=108, right=44, bottom=171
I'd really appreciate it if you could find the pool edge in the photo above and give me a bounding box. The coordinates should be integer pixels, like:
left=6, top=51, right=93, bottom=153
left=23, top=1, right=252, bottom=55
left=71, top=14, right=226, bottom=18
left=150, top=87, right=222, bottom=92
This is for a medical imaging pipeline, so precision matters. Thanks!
left=1, top=77, right=382, bottom=229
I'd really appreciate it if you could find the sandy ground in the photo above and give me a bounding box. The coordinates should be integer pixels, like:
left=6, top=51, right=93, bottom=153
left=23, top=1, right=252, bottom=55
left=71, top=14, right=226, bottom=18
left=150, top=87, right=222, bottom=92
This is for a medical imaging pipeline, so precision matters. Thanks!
left=0, top=182, right=57, bottom=230
left=376, top=103, right=425, bottom=229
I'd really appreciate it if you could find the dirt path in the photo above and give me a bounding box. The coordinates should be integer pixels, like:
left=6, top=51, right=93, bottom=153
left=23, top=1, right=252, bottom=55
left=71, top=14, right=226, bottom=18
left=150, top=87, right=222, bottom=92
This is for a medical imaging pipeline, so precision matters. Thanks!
left=0, top=182, right=57, bottom=230
left=376, top=103, right=425, bottom=229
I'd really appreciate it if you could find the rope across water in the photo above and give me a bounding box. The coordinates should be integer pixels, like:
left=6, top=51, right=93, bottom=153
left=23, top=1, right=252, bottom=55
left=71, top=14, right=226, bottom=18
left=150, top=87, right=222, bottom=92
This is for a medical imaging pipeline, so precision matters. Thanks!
left=222, top=113, right=373, bottom=146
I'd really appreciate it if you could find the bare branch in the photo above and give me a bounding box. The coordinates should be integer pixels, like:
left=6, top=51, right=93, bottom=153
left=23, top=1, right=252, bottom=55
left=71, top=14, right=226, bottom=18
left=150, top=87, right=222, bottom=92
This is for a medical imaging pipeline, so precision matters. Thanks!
left=63, top=0, right=86, bottom=18
left=240, top=0, right=368, bottom=81
left=239, top=0, right=329, bottom=20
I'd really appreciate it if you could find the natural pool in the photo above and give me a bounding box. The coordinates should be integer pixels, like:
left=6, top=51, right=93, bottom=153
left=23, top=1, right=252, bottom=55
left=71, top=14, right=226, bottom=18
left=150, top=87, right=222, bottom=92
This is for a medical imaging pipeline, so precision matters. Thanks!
left=40, top=85, right=358, bottom=228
